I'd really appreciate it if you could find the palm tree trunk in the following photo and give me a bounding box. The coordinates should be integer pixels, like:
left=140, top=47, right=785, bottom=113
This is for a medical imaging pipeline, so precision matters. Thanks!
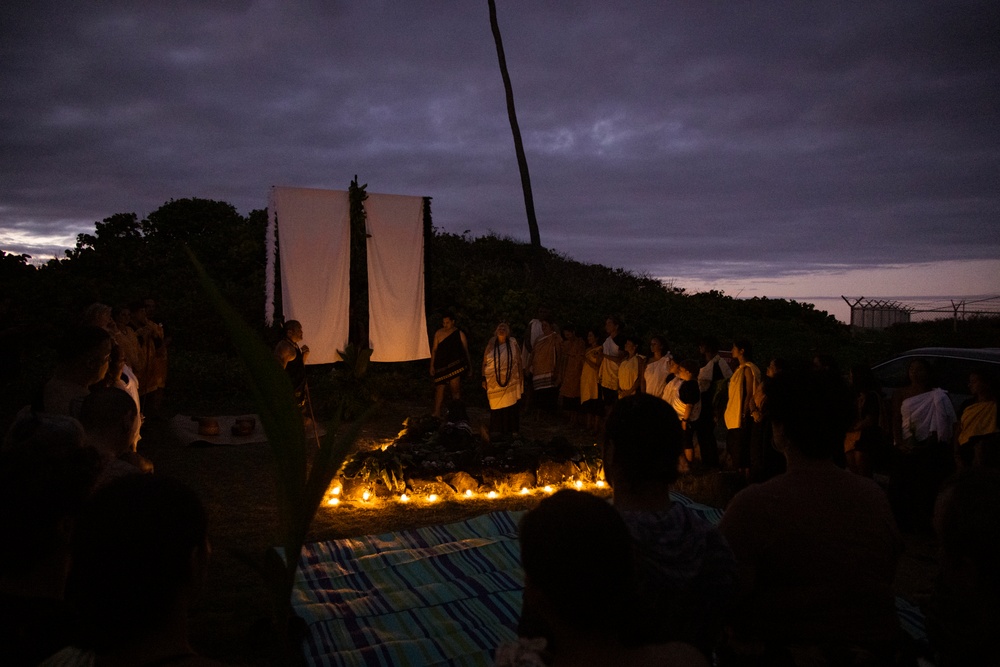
left=488, top=0, right=541, bottom=248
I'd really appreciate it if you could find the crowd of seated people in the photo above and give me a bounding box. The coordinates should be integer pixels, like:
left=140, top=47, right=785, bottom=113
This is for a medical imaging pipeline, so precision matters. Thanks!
left=508, top=364, right=998, bottom=666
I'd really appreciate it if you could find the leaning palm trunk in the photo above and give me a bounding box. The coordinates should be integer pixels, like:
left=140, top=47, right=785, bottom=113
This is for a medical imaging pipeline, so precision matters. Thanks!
left=488, top=0, right=541, bottom=249
left=187, top=249, right=370, bottom=665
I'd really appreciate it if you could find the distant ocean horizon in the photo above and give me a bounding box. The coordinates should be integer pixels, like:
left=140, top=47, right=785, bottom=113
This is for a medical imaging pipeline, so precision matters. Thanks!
left=772, top=295, right=1000, bottom=325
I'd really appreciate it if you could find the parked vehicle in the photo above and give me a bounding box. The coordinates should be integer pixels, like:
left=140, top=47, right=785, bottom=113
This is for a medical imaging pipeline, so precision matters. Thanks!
left=872, top=347, right=1000, bottom=410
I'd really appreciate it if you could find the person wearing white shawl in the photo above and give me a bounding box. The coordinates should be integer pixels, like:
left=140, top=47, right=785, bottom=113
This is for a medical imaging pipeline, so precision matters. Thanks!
left=890, top=358, right=958, bottom=533
left=901, top=388, right=957, bottom=445
left=482, top=323, right=524, bottom=439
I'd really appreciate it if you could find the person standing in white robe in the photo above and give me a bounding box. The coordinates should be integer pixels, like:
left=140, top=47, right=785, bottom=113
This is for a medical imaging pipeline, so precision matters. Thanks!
left=483, top=323, right=524, bottom=439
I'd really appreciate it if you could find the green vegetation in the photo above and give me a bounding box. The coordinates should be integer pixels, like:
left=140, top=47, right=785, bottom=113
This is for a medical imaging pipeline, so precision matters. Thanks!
left=3, top=197, right=998, bottom=427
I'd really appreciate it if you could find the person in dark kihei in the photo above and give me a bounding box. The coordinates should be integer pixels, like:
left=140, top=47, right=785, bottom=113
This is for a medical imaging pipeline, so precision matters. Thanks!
left=429, top=310, right=471, bottom=419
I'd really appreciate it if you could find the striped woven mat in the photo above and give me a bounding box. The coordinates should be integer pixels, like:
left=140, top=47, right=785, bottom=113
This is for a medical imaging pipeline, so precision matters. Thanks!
left=291, top=493, right=924, bottom=666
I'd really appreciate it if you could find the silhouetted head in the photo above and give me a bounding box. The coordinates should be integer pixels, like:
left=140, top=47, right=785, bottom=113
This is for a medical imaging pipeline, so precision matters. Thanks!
left=678, top=359, right=700, bottom=380
left=68, top=475, right=209, bottom=651
left=732, top=339, right=754, bottom=363
left=79, top=387, right=141, bottom=456
left=907, top=358, right=933, bottom=388
left=969, top=370, right=996, bottom=400
left=767, top=357, right=787, bottom=378
left=519, top=489, right=634, bottom=633
left=849, top=364, right=879, bottom=392
left=649, top=336, right=669, bottom=357
left=56, top=326, right=112, bottom=384
left=605, top=393, right=683, bottom=490
left=698, top=335, right=720, bottom=357
left=1, top=410, right=99, bottom=577
left=81, top=303, right=112, bottom=329
left=766, top=370, right=852, bottom=460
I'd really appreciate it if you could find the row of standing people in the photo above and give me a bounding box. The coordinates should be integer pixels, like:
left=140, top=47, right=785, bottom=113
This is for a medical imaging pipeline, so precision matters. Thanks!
left=473, top=310, right=775, bottom=476
left=43, top=300, right=168, bottom=421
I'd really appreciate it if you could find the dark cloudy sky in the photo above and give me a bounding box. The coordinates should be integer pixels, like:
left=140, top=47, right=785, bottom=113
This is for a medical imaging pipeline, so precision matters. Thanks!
left=2, top=1, right=998, bottom=300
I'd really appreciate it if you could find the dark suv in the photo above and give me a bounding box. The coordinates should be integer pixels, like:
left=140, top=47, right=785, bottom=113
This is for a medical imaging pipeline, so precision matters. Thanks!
left=872, top=347, right=1000, bottom=409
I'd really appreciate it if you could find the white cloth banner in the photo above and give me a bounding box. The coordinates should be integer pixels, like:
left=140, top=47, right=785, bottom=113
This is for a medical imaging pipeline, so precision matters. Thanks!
left=271, top=187, right=350, bottom=364
left=365, top=193, right=430, bottom=362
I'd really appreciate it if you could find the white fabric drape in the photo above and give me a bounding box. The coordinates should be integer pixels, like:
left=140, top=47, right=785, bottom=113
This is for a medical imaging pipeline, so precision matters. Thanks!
left=365, top=193, right=430, bottom=362
left=270, top=186, right=351, bottom=364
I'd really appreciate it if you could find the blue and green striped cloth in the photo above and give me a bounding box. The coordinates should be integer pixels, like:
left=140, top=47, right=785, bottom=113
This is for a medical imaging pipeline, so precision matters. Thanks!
left=293, top=509, right=525, bottom=666
left=291, top=493, right=924, bottom=666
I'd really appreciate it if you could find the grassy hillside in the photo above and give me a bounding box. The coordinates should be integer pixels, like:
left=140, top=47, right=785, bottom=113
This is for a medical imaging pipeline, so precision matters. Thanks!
left=3, top=214, right=997, bottom=425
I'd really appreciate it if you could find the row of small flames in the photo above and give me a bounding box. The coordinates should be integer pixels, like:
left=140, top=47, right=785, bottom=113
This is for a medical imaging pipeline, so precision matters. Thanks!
left=324, top=479, right=608, bottom=507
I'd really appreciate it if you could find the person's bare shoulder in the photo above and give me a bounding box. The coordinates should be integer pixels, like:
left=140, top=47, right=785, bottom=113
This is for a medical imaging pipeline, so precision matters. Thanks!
left=632, top=641, right=709, bottom=667
left=274, top=339, right=295, bottom=362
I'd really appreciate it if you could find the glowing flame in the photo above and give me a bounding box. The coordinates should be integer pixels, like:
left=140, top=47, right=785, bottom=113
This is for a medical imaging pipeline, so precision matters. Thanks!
left=332, top=486, right=342, bottom=495
left=596, top=480, right=606, bottom=488
left=464, top=489, right=473, bottom=497
left=574, top=480, right=583, bottom=489
left=544, top=485, right=553, bottom=493
left=327, top=497, right=340, bottom=507
left=400, top=493, right=409, bottom=502
left=487, top=491, right=498, bottom=499
left=362, top=490, right=371, bottom=501
left=520, top=487, right=529, bottom=495
left=428, top=493, right=438, bottom=502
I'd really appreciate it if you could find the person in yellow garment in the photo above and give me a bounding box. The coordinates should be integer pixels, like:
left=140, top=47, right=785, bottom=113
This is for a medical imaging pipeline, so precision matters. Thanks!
left=724, top=339, right=761, bottom=478
left=955, top=370, right=998, bottom=467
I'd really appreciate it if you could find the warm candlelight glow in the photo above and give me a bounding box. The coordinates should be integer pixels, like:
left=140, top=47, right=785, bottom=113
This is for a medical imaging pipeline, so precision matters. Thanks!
left=464, top=489, right=473, bottom=497
left=596, top=480, right=606, bottom=488
left=327, top=497, right=340, bottom=507
left=400, top=493, right=409, bottom=502
left=543, top=485, right=553, bottom=493
left=574, top=480, right=583, bottom=489
left=428, top=493, right=438, bottom=502
left=520, top=487, right=529, bottom=495
left=487, top=491, right=498, bottom=499
left=362, top=490, right=371, bottom=501
left=332, top=486, right=342, bottom=495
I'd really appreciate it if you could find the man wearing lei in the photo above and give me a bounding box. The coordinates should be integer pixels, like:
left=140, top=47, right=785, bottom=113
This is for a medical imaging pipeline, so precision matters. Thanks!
left=483, top=322, right=524, bottom=440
